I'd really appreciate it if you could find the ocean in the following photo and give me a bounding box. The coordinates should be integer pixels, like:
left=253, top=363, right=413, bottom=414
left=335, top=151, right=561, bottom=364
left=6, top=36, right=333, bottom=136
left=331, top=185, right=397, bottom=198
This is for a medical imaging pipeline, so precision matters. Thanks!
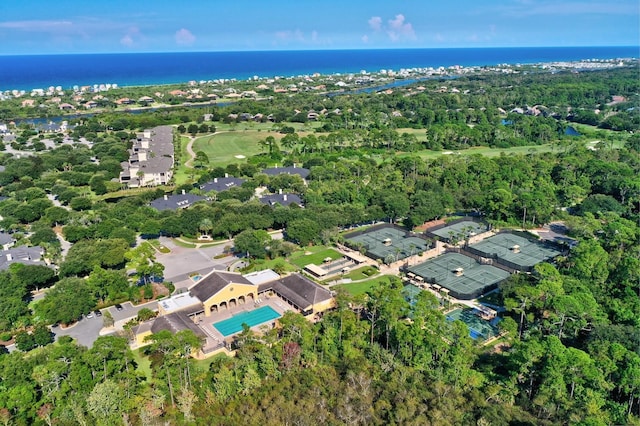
left=0, top=46, right=637, bottom=91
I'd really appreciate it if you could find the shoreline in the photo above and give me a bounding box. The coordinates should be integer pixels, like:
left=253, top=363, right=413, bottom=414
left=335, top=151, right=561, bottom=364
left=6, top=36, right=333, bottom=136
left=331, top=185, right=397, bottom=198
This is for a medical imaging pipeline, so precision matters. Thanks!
left=1, top=46, right=637, bottom=93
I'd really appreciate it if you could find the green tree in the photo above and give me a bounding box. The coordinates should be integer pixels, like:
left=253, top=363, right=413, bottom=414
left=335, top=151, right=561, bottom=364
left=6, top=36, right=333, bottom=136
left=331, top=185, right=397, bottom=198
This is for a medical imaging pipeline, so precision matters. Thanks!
left=37, top=277, right=96, bottom=324
left=234, top=229, right=271, bottom=258
left=86, top=379, right=123, bottom=425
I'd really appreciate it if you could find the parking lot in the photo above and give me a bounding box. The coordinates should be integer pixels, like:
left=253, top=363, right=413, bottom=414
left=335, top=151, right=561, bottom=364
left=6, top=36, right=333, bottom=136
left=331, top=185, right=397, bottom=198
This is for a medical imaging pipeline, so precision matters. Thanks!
left=156, top=237, right=239, bottom=283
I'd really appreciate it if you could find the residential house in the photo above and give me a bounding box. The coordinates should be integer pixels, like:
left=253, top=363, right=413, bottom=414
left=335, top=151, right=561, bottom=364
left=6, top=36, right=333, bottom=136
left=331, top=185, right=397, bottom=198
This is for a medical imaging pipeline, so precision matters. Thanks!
left=199, top=176, right=246, bottom=194
left=261, top=166, right=310, bottom=180
left=149, top=191, right=206, bottom=211
left=0, top=232, right=15, bottom=251
left=0, top=246, right=47, bottom=271
left=259, top=192, right=303, bottom=207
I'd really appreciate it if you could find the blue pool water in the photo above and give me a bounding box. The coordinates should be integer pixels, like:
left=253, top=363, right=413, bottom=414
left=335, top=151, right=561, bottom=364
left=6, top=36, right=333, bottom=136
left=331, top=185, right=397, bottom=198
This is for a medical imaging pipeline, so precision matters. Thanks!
left=213, top=306, right=281, bottom=337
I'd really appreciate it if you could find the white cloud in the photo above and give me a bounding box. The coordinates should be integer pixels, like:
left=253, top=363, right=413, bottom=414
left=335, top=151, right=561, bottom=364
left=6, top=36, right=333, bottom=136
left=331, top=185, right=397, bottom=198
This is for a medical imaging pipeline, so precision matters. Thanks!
left=387, top=14, right=416, bottom=42
left=368, top=16, right=383, bottom=31
left=0, top=20, right=73, bottom=32
left=120, top=27, right=142, bottom=47
left=275, top=29, right=305, bottom=41
left=120, top=34, right=134, bottom=46
left=175, top=28, right=196, bottom=45
left=362, top=34, right=369, bottom=43
left=366, top=14, right=417, bottom=43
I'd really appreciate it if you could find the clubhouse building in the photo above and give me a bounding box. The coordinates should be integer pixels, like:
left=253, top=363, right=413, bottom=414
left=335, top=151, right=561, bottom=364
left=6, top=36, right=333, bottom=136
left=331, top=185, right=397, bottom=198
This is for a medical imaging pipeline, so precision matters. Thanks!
left=135, top=270, right=335, bottom=358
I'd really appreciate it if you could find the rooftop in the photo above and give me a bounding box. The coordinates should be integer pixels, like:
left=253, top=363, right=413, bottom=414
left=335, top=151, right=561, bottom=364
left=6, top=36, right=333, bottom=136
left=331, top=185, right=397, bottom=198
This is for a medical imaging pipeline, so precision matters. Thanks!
left=200, top=176, right=245, bottom=193
left=261, top=166, right=310, bottom=179
left=150, top=193, right=206, bottom=211
left=158, top=292, right=202, bottom=314
left=189, top=271, right=253, bottom=302
left=259, top=193, right=303, bottom=207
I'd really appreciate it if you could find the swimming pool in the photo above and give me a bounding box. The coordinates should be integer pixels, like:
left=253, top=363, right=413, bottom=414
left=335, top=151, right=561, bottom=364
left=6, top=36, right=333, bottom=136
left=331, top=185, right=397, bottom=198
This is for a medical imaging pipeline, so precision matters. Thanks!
left=213, top=306, right=281, bottom=337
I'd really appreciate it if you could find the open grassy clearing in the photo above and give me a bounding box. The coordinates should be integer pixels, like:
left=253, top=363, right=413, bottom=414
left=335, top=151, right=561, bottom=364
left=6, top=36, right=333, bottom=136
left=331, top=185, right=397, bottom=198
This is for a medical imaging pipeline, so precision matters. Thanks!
left=191, top=130, right=272, bottom=167
left=288, top=247, right=342, bottom=268
left=132, top=349, right=153, bottom=381
left=342, top=266, right=379, bottom=280
left=334, top=276, right=392, bottom=296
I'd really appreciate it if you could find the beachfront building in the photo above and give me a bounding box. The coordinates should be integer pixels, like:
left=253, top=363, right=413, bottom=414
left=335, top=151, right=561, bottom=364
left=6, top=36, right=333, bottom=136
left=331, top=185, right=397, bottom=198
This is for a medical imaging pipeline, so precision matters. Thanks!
left=119, top=126, right=174, bottom=188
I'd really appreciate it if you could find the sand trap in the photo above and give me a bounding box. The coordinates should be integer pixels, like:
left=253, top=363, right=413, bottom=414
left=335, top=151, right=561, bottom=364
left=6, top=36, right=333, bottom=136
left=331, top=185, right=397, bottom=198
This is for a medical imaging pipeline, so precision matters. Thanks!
left=234, top=155, right=246, bottom=159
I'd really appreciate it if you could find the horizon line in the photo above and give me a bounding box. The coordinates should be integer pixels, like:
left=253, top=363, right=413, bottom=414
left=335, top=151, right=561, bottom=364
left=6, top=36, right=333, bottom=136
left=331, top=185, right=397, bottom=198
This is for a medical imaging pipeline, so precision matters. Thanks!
left=1, top=45, right=638, bottom=57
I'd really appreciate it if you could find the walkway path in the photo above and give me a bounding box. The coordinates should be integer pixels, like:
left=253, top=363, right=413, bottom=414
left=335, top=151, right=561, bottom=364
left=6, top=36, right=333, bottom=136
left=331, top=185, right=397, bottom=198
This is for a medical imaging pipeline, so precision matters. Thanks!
left=183, top=131, right=229, bottom=168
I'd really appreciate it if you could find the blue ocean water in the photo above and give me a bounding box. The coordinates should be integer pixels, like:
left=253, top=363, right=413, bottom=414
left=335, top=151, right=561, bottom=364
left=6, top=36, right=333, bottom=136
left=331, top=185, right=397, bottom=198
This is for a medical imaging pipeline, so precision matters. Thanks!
left=0, top=46, right=637, bottom=91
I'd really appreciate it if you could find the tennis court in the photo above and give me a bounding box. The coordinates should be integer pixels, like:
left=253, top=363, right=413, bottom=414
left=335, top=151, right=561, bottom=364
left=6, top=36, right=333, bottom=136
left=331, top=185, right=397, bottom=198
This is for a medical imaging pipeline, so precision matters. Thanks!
left=213, top=306, right=281, bottom=336
left=345, top=226, right=430, bottom=262
left=408, top=252, right=510, bottom=300
left=429, top=220, right=488, bottom=241
left=446, top=308, right=500, bottom=341
left=467, top=233, right=562, bottom=271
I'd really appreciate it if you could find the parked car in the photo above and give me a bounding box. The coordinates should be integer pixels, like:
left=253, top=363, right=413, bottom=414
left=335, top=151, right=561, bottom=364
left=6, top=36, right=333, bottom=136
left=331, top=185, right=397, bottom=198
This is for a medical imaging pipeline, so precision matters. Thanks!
left=94, top=310, right=103, bottom=317
left=86, top=312, right=94, bottom=319
left=115, top=304, right=124, bottom=311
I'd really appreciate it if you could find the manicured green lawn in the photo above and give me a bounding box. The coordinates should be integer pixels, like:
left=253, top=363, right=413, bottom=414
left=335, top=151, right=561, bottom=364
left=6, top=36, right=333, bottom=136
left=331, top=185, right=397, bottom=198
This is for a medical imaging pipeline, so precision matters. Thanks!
left=146, top=239, right=171, bottom=253
left=288, top=247, right=342, bottom=268
left=242, top=258, right=298, bottom=274
left=334, top=276, right=391, bottom=296
left=342, top=266, right=379, bottom=281
left=171, top=238, right=197, bottom=248
left=191, top=130, right=275, bottom=167
left=132, top=348, right=152, bottom=381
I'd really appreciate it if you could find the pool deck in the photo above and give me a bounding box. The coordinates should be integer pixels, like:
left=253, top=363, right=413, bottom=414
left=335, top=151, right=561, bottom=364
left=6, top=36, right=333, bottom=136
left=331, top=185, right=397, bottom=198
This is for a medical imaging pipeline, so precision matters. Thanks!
left=192, top=295, right=296, bottom=351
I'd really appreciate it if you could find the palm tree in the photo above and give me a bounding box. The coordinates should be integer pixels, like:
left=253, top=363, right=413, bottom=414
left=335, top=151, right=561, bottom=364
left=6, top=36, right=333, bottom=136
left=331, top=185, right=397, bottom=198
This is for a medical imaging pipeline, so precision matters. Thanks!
left=199, top=218, right=213, bottom=238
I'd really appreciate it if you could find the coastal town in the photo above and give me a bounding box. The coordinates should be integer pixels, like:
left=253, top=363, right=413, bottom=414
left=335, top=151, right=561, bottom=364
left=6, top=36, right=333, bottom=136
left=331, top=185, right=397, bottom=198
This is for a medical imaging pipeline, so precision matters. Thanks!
left=0, top=47, right=637, bottom=424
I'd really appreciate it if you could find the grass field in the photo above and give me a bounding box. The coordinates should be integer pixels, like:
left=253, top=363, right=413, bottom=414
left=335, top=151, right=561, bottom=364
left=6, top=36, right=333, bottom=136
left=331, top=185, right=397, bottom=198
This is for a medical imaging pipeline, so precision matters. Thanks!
left=132, top=349, right=152, bottom=381
left=335, top=276, right=392, bottom=296
left=288, top=247, right=343, bottom=268
left=342, top=266, right=379, bottom=281
left=191, top=131, right=270, bottom=166
left=175, top=124, right=627, bottom=179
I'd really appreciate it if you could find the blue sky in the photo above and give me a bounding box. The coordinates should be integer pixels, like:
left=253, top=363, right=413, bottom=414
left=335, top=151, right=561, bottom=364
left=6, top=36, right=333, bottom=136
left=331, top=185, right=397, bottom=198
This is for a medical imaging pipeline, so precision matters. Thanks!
left=0, top=0, right=638, bottom=55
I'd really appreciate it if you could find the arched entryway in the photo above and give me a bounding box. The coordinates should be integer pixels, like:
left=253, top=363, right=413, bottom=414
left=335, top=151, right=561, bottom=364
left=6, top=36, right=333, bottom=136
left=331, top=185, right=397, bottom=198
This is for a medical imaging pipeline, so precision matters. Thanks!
left=238, top=295, right=246, bottom=305
left=229, top=298, right=237, bottom=308
left=220, top=301, right=228, bottom=311
left=210, top=305, right=218, bottom=313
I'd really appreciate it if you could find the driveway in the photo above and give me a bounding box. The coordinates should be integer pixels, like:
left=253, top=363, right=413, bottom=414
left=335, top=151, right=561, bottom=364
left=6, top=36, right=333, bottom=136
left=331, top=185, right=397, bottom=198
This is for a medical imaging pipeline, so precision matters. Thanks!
left=52, top=313, right=110, bottom=348
left=107, top=300, right=159, bottom=323
left=156, top=237, right=239, bottom=283
left=52, top=300, right=159, bottom=348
